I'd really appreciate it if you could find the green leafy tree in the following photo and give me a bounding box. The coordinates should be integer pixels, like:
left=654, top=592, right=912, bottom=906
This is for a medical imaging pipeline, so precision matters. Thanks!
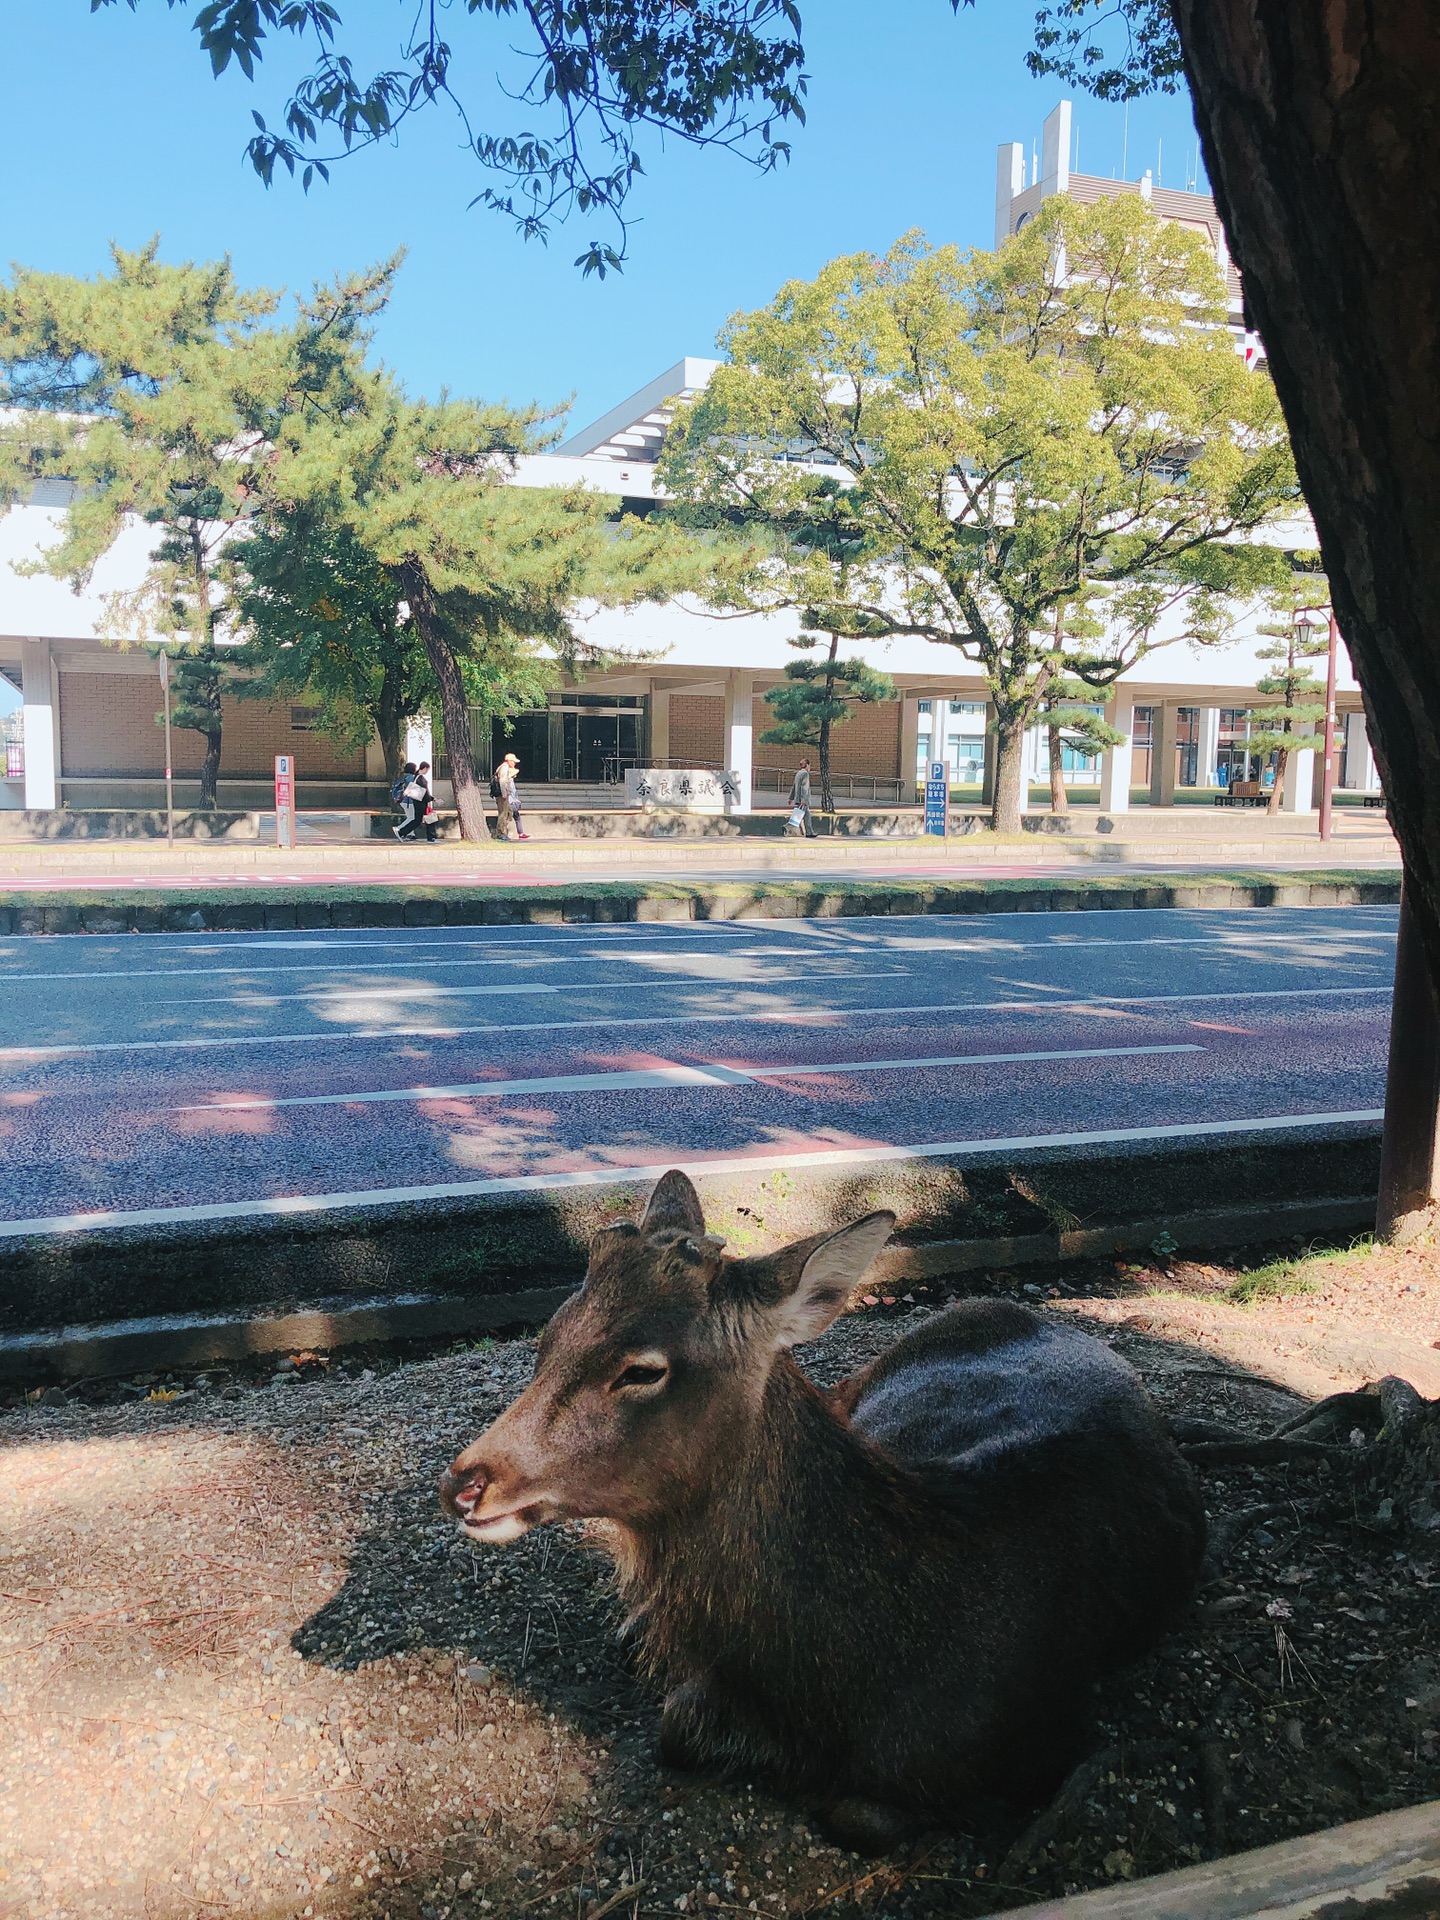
left=663, top=196, right=1297, bottom=832
left=96, top=0, right=807, bottom=274
left=0, top=242, right=306, bottom=806
left=761, top=632, right=895, bottom=814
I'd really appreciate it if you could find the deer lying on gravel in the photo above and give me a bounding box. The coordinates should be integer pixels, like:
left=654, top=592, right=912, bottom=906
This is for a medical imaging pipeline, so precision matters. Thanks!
left=439, top=1171, right=1205, bottom=1850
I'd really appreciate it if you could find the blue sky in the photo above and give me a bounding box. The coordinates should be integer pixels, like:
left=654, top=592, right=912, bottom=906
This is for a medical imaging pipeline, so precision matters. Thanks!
left=3, top=1, right=1205, bottom=435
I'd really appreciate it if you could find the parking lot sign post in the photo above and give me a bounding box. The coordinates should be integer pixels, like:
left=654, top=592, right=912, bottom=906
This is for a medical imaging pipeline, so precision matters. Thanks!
left=274, top=754, right=295, bottom=849
left=924, top=758, right=949, bottom=836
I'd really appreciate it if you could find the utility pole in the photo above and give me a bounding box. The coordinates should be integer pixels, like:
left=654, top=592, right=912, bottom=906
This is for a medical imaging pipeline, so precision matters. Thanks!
left=159, top=649, right=175, bottom=849
left=1319, top=611, right=1339, bottom=842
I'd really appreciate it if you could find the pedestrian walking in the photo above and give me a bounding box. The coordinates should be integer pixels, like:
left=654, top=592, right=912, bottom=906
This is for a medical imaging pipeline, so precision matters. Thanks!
left=392, top=760, right=421, bottom=839
left=491, top=751, right=529, bottom=839
left=412, top=761, right=439, bottom=842
left=787, top=758, right=814, bottom=837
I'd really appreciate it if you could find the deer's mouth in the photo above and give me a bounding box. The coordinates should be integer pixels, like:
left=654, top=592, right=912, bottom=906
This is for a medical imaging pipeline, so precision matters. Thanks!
left=458, top=1500, right=546, bottom=1544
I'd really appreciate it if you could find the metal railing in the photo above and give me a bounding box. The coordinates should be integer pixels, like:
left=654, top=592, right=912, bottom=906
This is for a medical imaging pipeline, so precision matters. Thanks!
left=752, top=766, right=909, bottom=805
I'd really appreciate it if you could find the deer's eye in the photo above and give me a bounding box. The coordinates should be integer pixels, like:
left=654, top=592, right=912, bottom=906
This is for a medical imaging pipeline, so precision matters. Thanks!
left=610, top=1357, right=669, bottom=1393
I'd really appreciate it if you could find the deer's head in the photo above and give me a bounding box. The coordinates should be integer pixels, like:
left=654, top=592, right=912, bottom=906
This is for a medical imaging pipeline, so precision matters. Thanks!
left=439, top=1171, right=894, bottom=1542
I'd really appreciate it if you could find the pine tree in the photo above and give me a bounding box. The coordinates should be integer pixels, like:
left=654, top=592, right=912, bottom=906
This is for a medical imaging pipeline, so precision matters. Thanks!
left=1248, top=573, right=1331, bottom=815
left=761, top=630, right=896, bottom=815
left=0, top=243, right=303, bottom=806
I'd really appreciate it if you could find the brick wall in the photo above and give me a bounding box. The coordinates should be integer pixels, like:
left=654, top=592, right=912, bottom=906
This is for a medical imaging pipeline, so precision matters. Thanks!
left=752, top=689, right=900, bottom=776
left=59, top=673, right=366, bottom=777
left=665, top=689, right=902, bottom=777
left=668, top=695, right=724, bottom=766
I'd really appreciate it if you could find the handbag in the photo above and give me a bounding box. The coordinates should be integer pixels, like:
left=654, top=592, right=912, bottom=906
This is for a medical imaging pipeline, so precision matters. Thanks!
left=787, top=807, right=806, bottom=828
left=403, top=780, right=426, bottom=802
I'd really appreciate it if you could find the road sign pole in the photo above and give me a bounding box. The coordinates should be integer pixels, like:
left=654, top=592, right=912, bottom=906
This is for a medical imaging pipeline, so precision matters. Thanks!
left=274, top=753, right=295, bottom=850
left=924, top=758, right=950, bottom=837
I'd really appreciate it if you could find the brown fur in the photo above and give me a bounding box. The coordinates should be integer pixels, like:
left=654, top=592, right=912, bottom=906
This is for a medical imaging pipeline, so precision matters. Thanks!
left=440, top=1172, right=1205, bottom=1849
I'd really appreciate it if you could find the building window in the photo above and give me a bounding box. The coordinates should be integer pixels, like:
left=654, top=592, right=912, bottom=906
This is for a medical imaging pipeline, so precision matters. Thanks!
left=289, top=705, right=322, bottom=732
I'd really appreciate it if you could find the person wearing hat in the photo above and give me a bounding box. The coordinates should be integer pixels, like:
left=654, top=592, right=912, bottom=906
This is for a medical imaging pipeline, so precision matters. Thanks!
left=493, top=751, right=528, bottom=840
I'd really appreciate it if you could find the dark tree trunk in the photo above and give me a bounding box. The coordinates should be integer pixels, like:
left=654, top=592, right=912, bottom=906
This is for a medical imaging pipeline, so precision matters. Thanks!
left=1048, top=725, right=1068, bottom=814
left=818, top=635, right=839, bottom=815
left=1174, top=2, right=1440, bottom=1228
left=376, top=661, right=405, bottom=787
left=198, top=728, right=221, bottom=810
left=990, top=713, right=1026, bottom=834
left=401, top=562, right=487, bottom=843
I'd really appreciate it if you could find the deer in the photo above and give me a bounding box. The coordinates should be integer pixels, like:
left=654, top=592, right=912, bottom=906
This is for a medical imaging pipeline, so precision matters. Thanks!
left=439, top=1170, right=1206, bottom=1852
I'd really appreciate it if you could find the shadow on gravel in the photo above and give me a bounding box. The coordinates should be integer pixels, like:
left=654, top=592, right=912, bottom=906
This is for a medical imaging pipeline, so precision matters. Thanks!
left=285, top=1297, right=1440, bottom=1918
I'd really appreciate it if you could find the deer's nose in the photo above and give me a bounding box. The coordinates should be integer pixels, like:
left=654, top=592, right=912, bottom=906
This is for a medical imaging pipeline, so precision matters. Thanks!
left=439, top=1463, right=488, bottom=1518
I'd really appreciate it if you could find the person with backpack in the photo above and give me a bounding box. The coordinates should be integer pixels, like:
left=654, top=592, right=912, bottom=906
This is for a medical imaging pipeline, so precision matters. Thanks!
left=491, top=752, right=528, bottom=839
left=392, top=761, right=419, bottom=840
left=413, top=761, right=439, bottom=842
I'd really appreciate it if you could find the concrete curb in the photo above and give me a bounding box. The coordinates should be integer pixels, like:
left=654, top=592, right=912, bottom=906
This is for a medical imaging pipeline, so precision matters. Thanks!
left=0, top=1135, right=1380, bottom=1379
left=0, top=869, right=1402, bottom=933
left=982, top=1797, right=1440, bottom=1919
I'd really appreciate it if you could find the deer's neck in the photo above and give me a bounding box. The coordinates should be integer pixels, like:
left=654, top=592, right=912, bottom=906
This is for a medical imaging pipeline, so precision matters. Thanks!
left=616, top=1357, right=923, bottom=1682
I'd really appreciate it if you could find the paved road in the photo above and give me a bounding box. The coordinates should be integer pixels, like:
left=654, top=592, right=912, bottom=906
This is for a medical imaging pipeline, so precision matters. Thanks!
left=0, top=905, right=1397, bottom=1236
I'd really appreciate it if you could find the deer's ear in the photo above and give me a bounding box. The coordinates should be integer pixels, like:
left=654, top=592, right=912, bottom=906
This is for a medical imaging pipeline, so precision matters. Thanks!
left=641, top=1169, right=706, bottom=1239
left=770, top=1212, right=896, bottom=1348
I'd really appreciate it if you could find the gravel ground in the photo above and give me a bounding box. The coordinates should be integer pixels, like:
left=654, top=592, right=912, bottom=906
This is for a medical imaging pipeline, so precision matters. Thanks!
left=0, top=1247, right=1436, bottom=1920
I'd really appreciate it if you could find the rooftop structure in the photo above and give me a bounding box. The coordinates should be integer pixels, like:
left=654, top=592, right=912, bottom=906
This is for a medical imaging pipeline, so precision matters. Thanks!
left=996, top=101, right=1255, bottom=359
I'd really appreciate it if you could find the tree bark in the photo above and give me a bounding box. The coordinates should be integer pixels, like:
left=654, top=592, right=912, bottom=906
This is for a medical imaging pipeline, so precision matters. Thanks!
left=818, top=635, right=838, bottom=815
left=199, top=728, right=221, bottom=811
left=1266, top=747, right=1287, bottom=817
left=376, top=661, right=405, bottom=787
left=1376, top=889, right=1440, bottom=1240
left=990, top=714, right=1026, bottom=833
left=1173, top=2, right=1440, bottom=1227
left=400, top=562, right=487, bottom=843
left=1048, top=725, right=1068, bottom=814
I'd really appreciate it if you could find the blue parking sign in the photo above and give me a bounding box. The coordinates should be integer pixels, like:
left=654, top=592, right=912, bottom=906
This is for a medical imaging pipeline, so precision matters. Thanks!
left=924, top=759, right=949, bottom=836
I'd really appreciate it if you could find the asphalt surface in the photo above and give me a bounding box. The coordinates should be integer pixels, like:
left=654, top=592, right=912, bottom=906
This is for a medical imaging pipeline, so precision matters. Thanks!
left=0, top=905, right=1397, bottom=1235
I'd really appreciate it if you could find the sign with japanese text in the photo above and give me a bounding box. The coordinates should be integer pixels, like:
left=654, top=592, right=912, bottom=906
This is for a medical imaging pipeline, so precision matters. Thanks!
left=625, top=768, right=745, bottom=814
left=274, top=753, right=295, bottom=849
left=924, top=759, right=949, bottom=836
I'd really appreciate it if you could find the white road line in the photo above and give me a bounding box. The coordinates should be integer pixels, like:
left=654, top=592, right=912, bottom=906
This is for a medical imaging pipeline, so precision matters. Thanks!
left=0, top=1106, right=1385, bottom=1241
left=0, top=983, right=1391, bottom=1062
left=161, top=967, right=908, bottom=1008
left=0, top=926, right=1399, bottom=984
left=173, top=1042, right=1205, bottom=1113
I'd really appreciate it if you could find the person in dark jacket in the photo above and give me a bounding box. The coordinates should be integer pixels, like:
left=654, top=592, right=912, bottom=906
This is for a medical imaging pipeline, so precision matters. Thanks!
left=412, top=761, right=438, bottom=842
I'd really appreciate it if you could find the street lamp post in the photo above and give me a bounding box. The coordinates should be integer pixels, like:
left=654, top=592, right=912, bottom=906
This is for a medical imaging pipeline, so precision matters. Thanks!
left=1319, top=610, right=1339, bottom=842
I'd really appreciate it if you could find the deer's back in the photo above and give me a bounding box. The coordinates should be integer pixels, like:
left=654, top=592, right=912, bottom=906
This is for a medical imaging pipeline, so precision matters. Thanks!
left=836, top=1298, right=1162, bottom=1473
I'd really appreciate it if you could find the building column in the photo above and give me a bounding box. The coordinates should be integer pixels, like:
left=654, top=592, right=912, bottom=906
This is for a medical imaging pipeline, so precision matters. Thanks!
left=1098, top=687, right=1134, bottom=814
left=1150, top=701, right=1179, bottom=806
left=1281, top=730, right=1317, bottom=812
left=1345, top=710, right=1379, bottom=792
left=648, top=685, right=671, bottom=768
left=899, top=697, right=922, bottom=799
left=20, top=639, right=58, bottom=812
left=1197, top=705, right=1221, bottom=790
left=724, top=671, right=753, bottom=814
